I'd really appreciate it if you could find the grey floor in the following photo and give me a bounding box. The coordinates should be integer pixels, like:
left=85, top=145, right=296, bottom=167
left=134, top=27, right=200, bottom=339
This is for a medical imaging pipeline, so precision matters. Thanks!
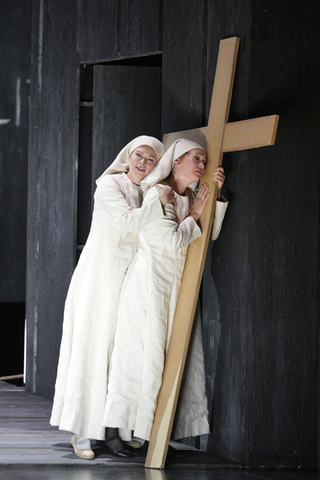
left=0, top=381, right=319, bottom=479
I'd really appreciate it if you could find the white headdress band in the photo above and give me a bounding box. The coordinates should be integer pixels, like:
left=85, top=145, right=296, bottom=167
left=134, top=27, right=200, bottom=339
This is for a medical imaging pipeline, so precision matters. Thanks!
left=140, top=138, right=205, bottom=191
left=96, top=135, right=165, bottom=184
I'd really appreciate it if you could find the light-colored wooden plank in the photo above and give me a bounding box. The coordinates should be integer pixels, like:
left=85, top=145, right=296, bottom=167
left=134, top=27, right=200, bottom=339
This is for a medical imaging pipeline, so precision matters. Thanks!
left=163, top=114, right=279, bottom=153
left=222, top=115, right=279, bottom=152
left=145, top=36, right=240, bottom=469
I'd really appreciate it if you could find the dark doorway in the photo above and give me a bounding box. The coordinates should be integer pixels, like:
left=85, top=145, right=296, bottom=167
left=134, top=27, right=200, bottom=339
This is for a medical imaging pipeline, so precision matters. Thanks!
left=0, top=303, right=25, bottom=385
left=77, top=55, right=162, bottom=256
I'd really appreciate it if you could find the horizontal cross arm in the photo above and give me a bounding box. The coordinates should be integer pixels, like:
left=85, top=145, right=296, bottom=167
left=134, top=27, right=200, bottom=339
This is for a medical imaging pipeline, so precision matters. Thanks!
left=163, top=114, right=279, bottom=153
left=222, top=114, right=279, bottom=152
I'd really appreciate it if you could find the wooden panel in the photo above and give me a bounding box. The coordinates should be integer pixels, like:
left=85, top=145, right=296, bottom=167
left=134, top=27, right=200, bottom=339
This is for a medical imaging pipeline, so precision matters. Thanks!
left=118, top=0, right=161, bottom=57
left=26, top=0, right=79, bottom=398
left=92, top=65, right=161, bottom=187
left=162, top=0, right=205, bottom=134
left=79, top=0, right=117, bottom=62
left=79, top=0, right=161, bottom=63
left=205, top=0, right=320, bottom=470
left=0, top=0, right=30, bottom=302
left=240, top=2, right=319, bottom=468
left=26, top=0, right=41, bottom=394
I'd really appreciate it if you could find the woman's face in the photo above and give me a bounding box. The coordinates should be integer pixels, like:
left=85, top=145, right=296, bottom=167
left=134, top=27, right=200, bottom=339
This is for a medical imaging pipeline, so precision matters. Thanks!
left=127, top=145, right=158, bottom=185
left=175, top=148, right=207, bottom=183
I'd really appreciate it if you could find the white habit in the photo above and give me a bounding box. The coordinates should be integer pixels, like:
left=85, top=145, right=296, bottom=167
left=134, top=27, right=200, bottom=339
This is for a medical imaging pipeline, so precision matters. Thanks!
left=50, top=172, right=164, bottom=440
left=103, top=185, right=228, bottom=440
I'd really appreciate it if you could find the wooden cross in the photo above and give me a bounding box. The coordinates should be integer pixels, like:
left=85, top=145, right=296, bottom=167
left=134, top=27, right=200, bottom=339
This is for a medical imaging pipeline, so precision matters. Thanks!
left=145, top=37, right=279, bottom=469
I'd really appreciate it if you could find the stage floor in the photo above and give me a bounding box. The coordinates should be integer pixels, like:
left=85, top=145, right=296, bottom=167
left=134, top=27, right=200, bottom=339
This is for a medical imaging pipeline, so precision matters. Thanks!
left=0, top=381, right=319, bottom=479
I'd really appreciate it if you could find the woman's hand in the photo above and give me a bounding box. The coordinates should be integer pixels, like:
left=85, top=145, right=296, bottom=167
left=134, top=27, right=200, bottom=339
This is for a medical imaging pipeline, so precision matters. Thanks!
left=212, top=167, right=225, bottom=199
left=155, top=184, right=175, bottom=206
left=189, top=184, right=210, bottom=221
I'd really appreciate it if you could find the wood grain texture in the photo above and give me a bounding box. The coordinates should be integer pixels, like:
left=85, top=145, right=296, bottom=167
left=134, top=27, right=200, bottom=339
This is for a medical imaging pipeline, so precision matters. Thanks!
left=92, top=65, right=161, bottom=189
left=26, top=0, right=42, bottom=395
left=0, top=1, right=30, bottom=302
left=24, top=0, right=320, bottom=469
left=206, top=0, right=320, bottom=469
left=161, top=0, right=205, bottom=134
left=79, top=0, right=161, bottom=63
left=240, top=2, right=319, bottom=468
left=26, top=0, right=79, bottom=397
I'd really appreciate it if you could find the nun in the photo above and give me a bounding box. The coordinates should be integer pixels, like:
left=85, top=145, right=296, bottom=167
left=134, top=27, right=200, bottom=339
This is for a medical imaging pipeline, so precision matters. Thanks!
left=50, top=136, right=173, bottom=460
left=104, top=139, right=228, bottom=443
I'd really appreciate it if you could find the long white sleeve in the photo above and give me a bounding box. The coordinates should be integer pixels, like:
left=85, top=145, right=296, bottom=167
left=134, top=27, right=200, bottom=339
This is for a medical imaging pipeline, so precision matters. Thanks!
left=211, top=197, right=228, bottom=241
left=158, top=198, right=228, bottom=249
left=95, top=174, right=163, bottom=232
left=148, top=188, right=201, bottom=251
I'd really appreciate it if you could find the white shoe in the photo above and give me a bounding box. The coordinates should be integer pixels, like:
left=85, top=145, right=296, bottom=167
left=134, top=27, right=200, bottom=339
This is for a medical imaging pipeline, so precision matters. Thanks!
left=126, top=440, right=142, bottom=449
left=71, top=435, right=95, bottom=460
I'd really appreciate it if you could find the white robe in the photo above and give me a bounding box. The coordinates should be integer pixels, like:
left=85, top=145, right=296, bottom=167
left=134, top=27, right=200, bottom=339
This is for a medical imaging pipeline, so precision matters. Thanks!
left=103, top=185, right=228, bottom=440
left=50, top=172, right=164, bottom=440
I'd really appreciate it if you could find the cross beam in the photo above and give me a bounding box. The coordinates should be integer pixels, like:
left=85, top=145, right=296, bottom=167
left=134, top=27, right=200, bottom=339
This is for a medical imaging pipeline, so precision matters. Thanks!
left=162, top=114, right=279, bottom=153
left=145, top=37, right=279, bottom=469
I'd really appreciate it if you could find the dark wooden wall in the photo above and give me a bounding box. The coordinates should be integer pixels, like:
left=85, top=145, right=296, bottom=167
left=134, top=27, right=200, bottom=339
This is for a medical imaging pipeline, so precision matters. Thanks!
left=26, top=0, right=320, bottom=468
left=0, top=1, right=30, bottom=302
left=26, top=0, right=79, bottom=395
left=209, top=1, right=320, bottom=468
left=0, top=0, right=30, bottom=378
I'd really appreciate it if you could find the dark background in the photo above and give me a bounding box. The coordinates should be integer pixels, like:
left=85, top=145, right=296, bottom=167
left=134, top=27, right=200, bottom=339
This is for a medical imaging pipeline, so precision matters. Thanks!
left=1, top=0, right=319, bottom=469
left=0, top=1, right=30, bottom=382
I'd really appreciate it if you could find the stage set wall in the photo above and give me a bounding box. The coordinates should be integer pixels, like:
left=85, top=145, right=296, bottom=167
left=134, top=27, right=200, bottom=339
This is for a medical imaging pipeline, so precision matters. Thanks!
left=25, top=0, right=320, bottom=468
left=0, top=1, right=30, bottom=379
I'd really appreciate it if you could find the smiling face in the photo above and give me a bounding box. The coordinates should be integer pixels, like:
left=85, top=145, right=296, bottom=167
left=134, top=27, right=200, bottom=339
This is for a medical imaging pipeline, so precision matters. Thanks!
left=174, top=148, right=207, bottom=184
left=127, top=145, right=158, bottom=185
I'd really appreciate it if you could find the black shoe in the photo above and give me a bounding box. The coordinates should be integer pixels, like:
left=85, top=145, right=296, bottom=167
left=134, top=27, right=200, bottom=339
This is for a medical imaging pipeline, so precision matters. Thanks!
left=105, top=435, right=133, bottom=458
